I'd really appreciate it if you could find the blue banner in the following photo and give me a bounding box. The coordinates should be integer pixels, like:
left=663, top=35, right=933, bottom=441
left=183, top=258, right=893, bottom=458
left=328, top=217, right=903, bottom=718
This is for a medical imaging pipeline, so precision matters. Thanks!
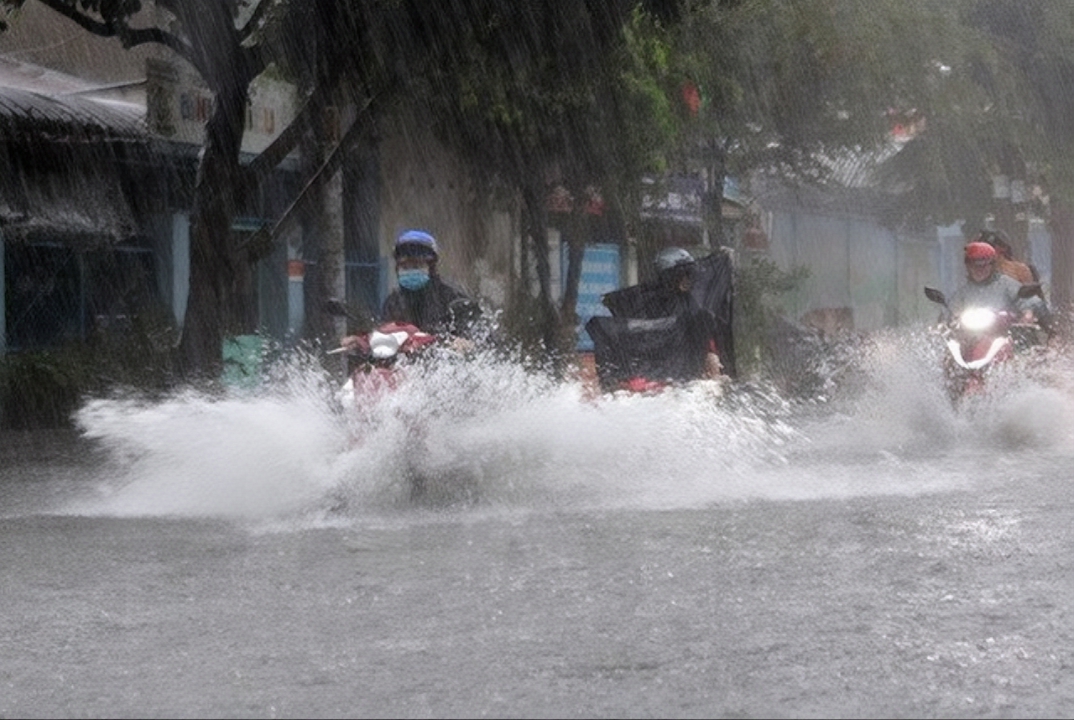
left=561, top=243, right=620, bottom=351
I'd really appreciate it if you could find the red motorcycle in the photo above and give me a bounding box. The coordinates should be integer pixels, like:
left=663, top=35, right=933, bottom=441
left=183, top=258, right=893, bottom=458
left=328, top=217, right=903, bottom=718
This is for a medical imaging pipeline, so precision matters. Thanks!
left=325, top=299, right=479, bottom=502
left=331, top=322, right=437, bottom=409
left=325, top=297, right=478, bottom=408
left=923, top=286, right=1044, bottom=401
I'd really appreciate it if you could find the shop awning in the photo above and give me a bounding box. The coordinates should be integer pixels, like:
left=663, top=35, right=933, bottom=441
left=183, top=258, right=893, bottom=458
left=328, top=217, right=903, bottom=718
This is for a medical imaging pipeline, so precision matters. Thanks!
left=0, top=81, right=144, bottom=246
left=0, top=159, right=138, bottom=246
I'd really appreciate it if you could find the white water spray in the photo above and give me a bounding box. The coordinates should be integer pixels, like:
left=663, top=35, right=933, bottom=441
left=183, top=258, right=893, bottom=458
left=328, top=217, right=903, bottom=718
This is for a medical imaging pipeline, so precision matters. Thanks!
left=63, top=330, right=1074, bottom=522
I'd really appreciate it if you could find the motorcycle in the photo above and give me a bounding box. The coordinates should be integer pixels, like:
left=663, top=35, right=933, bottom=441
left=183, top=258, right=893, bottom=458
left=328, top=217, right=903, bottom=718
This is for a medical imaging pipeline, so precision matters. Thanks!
left=326, top=297, right=479, bottom=406
left=324, top=298, right=480, bottom=502
left=330, top=321, right=437, bottom=410
left=923, top=285, right=1045, bottom=401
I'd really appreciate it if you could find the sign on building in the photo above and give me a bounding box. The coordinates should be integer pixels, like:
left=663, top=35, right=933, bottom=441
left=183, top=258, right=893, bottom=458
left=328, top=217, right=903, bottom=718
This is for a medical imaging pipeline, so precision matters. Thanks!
left=561, top=243, right=620, bottom=351
left=145, top=58, right=296, bottom=155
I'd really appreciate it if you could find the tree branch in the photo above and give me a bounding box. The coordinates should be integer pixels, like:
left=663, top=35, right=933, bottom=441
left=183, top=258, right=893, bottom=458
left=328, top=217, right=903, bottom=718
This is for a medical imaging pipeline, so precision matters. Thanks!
left=116, top=24, right=198, bottom=66
left=241, top=43, right=267, bottom=82
left=239, top=94, right=378, bottom=257
left=239, top=0, right=271, bottom=41
left=239, top=81, right=336, bottom=187
left=34, top=0, right=111, bottom=35
left=34, top=0, right=203, bottom=75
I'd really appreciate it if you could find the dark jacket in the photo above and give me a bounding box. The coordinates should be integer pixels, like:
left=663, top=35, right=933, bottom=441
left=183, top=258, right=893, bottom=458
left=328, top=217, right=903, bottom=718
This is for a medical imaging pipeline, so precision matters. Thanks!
left=380, top=276, right=477, bottom=337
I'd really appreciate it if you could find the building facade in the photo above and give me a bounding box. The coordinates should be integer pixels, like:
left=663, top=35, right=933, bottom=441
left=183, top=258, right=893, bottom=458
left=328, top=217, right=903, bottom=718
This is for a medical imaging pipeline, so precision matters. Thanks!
left=0, top=4, right=527, bottom=356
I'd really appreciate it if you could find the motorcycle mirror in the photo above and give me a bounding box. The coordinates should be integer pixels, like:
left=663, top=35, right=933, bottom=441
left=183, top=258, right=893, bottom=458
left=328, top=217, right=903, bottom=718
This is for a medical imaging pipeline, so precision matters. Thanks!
left=1017, top=283, right=1043, bottom=300
left=924, top=287, right=947, bottom=306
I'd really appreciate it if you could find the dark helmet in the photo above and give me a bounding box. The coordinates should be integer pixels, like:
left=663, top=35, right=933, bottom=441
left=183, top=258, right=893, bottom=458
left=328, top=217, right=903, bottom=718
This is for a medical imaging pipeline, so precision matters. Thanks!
left=394, top=229, right=439, bottom=260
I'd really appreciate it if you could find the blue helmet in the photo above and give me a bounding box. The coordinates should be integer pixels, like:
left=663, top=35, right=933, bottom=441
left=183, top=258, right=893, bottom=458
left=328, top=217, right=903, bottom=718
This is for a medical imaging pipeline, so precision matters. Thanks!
left=394, top=229, right=439, bottom=259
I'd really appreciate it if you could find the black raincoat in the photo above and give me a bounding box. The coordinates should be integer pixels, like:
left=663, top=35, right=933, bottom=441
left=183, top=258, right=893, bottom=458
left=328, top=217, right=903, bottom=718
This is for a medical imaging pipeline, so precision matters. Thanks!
left=586, top=248, right=735, bottom=389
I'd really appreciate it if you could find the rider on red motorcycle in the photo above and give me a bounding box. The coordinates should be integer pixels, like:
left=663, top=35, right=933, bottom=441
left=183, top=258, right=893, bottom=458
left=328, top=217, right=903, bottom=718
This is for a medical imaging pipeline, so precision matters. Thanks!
left=585, top=247, right=723, bottom=393
left=946, top=241, right=1047, bottom=323
left=643, top=247, right=723, bottom=381
left=925, top=241, right=1050, bottom=402
left=340, top=229, right=479, bottom=353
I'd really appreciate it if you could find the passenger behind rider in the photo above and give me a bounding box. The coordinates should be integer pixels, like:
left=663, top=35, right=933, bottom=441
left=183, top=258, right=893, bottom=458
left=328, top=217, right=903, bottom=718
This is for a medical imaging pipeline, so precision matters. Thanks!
left=975, top=229, right=1037, bottom=285
left=947, top=241, right=1047, bottom=325
left=340, top=229, right=478, bottom=353
left=642, top=247, right=723, bottom=381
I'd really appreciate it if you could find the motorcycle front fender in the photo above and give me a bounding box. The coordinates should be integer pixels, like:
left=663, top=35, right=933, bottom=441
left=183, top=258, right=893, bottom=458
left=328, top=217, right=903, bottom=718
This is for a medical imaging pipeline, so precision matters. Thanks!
left=946, top=336, right=1011, bottom=371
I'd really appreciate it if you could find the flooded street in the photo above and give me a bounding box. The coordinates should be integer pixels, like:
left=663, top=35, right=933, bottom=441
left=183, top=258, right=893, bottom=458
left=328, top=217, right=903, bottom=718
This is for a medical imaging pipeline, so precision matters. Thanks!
left=2, top=344, right=1074, bottom=718
left=6, top=1, right=1074, bottom=717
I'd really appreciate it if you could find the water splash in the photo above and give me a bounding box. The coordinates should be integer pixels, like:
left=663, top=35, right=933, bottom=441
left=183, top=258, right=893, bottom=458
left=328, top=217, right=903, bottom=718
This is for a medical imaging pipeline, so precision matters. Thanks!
left=795, top=327, right=1074, bottom=473
left=62, top=330, right=1074, bottom=522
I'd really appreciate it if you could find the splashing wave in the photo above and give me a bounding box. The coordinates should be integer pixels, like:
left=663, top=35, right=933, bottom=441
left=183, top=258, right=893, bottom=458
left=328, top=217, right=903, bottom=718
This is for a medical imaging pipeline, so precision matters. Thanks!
left=64, top=330, right=1074, bottom=522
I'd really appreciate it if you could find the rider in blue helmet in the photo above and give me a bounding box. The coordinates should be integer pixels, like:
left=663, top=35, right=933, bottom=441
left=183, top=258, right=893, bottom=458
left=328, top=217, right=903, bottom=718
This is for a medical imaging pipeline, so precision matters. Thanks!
left=380, top=229, right=478, bottom=338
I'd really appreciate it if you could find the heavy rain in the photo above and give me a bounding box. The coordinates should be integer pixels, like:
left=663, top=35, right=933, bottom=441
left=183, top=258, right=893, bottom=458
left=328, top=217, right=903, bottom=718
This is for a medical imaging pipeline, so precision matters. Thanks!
left=1, top=1, right=1073, bottom=718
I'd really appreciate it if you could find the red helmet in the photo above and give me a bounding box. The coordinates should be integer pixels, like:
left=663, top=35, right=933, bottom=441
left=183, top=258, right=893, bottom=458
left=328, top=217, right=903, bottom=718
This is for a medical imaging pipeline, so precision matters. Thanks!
left=964, top=241, right=997, bottom=262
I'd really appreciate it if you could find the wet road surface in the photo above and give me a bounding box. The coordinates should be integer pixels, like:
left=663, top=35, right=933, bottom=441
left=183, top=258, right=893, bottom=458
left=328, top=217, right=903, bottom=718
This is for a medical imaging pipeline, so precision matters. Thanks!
left=2, top=354, right=1074, bottom=718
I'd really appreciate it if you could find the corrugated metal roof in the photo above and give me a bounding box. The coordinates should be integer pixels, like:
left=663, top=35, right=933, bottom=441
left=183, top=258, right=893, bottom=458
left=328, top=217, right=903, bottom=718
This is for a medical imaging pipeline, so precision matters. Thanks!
left=0, top=154, right=138, bottom=246
left=0, top=57, right=146, bottom=138
left=0, top=59, right=145, bottom=244
left=0, top=55, right=96, bottom=95
left=0, top=83, right=145, bottom=137
left=820, top=141, right=905, bottom=189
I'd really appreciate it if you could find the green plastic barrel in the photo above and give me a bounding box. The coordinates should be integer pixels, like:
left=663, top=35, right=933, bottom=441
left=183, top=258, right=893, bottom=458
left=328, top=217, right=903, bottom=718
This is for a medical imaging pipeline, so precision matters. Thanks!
left=222, top=334, right=263, bottom=389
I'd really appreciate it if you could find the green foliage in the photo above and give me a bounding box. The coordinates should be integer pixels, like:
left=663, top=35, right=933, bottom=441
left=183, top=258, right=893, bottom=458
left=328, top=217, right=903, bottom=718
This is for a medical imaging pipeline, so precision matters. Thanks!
left=619, top=7, right=681, bottom=176
left=732, top=254, right=809, bottom=378
left=673, top=0, right=958, bottom=179
left=956, top=0, right=1074, bottom=201
left=839, top=0, right=1074, bottom=229
left=338, top=1, right=688, bottom=226
left=0, top=312, right=179, bottom=429
left=0, top=349, right=85, bottom=429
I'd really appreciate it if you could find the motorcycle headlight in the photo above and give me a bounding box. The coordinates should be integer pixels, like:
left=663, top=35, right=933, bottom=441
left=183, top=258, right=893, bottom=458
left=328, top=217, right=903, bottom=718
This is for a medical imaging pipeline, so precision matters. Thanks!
left=958, top=307, right=997, bottom=332
left=369, top=331, right=403, bottom=359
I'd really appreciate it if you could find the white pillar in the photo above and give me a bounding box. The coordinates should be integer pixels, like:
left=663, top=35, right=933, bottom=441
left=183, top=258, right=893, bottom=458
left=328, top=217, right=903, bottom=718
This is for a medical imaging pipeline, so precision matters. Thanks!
left=172, top=213, right=190, bottom=327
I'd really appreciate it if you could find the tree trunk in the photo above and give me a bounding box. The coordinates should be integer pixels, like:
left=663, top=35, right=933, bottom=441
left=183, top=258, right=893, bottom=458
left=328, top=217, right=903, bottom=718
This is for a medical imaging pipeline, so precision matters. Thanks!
left=706, top=140, right=728, bottom=248
left=522, top=182, right=559, bottom=360
left=300, top=104, right=348, bottom=349
left=172, top=1, right=259, bottom=378
left=559, top=205, right=586, bottom=345
left=996, top=149, right=1030, bottom=260
left=177, top=77, right=249, bottom=377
